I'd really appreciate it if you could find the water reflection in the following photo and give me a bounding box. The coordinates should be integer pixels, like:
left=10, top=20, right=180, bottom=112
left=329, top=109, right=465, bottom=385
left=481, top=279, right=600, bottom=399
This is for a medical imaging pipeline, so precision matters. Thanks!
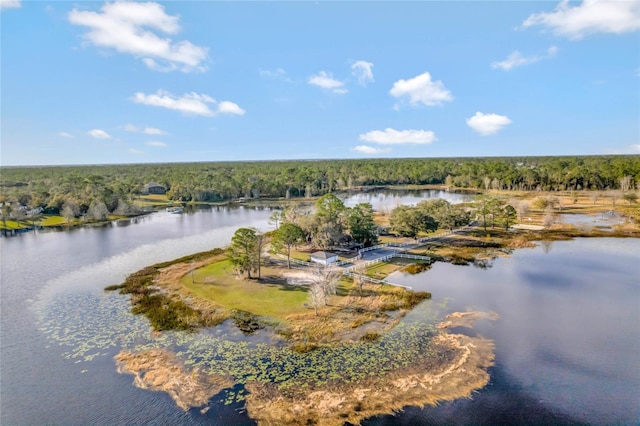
left=341, top=189, right=473, bottom=211
left=387, top=238, right=640, bottom=425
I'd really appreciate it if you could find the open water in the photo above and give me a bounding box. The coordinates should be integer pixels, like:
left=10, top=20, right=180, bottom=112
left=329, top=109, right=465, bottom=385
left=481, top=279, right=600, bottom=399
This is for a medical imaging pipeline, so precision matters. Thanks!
left=1, top=191, right=638, bottom=425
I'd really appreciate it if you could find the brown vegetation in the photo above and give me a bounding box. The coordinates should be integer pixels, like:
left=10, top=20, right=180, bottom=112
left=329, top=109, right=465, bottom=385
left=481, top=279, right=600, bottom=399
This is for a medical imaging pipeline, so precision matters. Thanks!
left=438, top=310, right=500, bottom=329
left=115, top=349, right=233, bottom=411
left=244, top=331, right=495, bottom=426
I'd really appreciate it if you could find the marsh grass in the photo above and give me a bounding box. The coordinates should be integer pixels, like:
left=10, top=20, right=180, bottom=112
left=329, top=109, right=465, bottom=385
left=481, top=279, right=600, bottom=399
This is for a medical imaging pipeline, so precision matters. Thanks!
left=406, top=224, right=640, bottom=268
left=105, top=248, right=226, bottom=331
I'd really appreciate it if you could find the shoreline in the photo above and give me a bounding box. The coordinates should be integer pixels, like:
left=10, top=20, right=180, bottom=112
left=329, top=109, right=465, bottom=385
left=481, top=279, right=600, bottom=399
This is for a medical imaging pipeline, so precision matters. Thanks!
left=3, top=185, right=636, bottom=237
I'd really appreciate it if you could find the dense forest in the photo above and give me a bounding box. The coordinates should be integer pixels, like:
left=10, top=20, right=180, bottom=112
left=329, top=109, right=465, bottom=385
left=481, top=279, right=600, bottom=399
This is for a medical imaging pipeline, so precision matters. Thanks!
left=1, top=156, right=638, bottom=215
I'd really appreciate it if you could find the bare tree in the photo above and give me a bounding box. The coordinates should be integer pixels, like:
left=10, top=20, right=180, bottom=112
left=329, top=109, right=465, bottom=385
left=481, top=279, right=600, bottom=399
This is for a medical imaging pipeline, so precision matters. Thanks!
left=512, top=199, right=530, bottom=221
left=113, top=198, right=140, bottom=216
left=352, top=263, right=367, bottom=296
left=61, top=201, right=79, bottom=226
left=483, top=176, right=491, bottom=191
left=620, top=175, right=633, bottom=192
left=491, top=178, right=502, bottom=191
left=543, top=206, right=556, bottom=228
left=309, top=264, right=341, bottom=306
left=87, top=201, right=109, bottom=221
left=308, top=281, right=325, bottom=316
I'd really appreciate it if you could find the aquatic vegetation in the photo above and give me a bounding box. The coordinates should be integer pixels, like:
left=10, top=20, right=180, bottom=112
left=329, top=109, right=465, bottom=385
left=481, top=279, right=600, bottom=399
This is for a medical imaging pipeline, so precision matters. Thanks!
left=36, top=237, right=501, bottom=426
left=243, top=333, right=495, bottom=426
left=115, top=348, right=234, bottom=411
left=437, top=310, right=500, bottom=329
left=403, top=262, right=432, bottom=274
left=38, top=267, right=495, bottom=425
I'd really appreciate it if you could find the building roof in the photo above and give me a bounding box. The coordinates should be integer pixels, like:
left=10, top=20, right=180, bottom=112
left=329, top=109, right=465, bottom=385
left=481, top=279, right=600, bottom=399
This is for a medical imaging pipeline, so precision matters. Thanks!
left=310, top=251, right=337, bottom=260
left=144, top=182, right=166, bottom=188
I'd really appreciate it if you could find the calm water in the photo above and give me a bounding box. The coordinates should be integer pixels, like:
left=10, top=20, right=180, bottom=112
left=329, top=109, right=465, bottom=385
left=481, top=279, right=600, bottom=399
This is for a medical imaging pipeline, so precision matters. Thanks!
left=380, top=238, right=640, bottom=425
left=1, top=195, right=638, bottom=425
left=341, top=189, right=473, bottom=211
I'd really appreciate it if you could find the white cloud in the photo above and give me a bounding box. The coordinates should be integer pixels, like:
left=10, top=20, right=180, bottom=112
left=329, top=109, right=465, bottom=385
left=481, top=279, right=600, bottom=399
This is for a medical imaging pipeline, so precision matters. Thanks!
left=522, top=0, right=640, bottom=39
left=359, top=128, right=437, bottom=145
left=87, top=129, right=112, bottom=139
left=124, top=124, right=168, bottom=134
left=352, top=145, right=391, bottom=155
left=466, top=112, right=512, bottom=136
left=128, top=148, right=144, bottom=154
left=58, top=131, right=74, bottom=138
left=217, top=101, right=246, bottom=115
left=145, top=140, right=167, bottom=147
left=351, top=60, right=374, bottom=86
left=143, top=127, right=167, bottom=135
left=131, top=90, right=245, bottom=116
left=308, top=71, right=348, bottom=94
left=607, top=144, right=640, bottom=154
left=259, top=68, right=292, bottom=82
left=492, top=46, right=558, bottom=71
left=0, top=0, right=21, bottom=11
left=68, top=1, right=208, bottom=72
left=390, top=72, right=453, bottom=107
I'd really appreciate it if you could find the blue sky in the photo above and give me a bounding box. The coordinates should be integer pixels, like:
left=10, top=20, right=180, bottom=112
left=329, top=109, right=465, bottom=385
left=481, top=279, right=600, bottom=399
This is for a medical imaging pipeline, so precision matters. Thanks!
left=1, top=0, right=639, bottom=166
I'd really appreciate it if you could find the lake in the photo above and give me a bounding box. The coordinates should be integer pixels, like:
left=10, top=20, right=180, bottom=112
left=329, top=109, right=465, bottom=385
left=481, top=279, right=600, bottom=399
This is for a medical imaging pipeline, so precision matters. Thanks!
left=341, top=188, right=473, bottom=212
left=380, top=237, right=640, bottom=425
left=1, top=191, right=638, bottom=425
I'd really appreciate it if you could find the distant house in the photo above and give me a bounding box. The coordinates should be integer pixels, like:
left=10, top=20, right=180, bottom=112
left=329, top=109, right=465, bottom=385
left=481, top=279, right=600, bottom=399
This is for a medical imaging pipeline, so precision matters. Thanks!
left=144, top=182, right=167, bottom=195
left=310, top=251, right=339, bottom=266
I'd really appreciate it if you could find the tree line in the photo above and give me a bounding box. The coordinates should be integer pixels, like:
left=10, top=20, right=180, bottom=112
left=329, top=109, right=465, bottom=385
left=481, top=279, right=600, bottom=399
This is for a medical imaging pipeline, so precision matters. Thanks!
left=1, top=156, right=638, bottom=216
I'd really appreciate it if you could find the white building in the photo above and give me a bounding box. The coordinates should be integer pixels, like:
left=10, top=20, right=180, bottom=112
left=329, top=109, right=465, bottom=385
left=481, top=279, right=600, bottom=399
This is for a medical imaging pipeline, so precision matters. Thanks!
left=310, top=251, right=338, bottom=266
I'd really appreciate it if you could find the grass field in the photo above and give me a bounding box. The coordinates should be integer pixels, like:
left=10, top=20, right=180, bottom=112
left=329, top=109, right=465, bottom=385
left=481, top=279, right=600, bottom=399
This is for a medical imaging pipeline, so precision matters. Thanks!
left=0, top=220, right=29, bottom=230
left=287, top=249, right=311, bottom=262
left=134, top=194, right=172, bottom=207
left=39, top=215, right=67, bottom=226
left=364, top=258, right=416, bottom=279
left=182, top=260, right=310, bottom=321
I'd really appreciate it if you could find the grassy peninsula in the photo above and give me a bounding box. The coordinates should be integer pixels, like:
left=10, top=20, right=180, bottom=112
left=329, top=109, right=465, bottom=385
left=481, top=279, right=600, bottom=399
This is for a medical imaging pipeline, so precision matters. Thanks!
left=103, top=184, right=639, bottom=426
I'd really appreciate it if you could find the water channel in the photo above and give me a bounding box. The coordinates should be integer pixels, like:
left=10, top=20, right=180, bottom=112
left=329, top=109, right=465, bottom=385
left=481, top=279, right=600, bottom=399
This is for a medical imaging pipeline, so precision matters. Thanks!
left=1, top=190, right=637, bottom=425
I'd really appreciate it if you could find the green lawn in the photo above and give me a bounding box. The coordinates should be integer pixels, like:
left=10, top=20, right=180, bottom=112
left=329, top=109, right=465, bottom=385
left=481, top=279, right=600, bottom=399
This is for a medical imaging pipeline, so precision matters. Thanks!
left=39, top=215, right=67, bottom=226
left=182, top=259, right=310, bottom=321
left=1, top=215, right=69, bottom=230
left=288, top=249, right=311, bottom=261
left=364, top=261, right=401, bottom=279
left=0, top=220, right=25, bottom=230
left=134, top=194, right=172, bottom=207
